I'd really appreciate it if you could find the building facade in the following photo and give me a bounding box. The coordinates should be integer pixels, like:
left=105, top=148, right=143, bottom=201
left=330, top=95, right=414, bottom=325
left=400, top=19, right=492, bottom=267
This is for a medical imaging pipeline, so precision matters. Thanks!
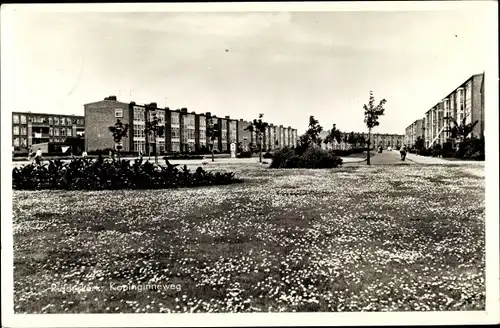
left=12, top=111, right=85, bottom=152
left=321, top=131, right=404, bottom=150
left=84, top=96, right=298, bottom=154
left=405, top=72, right=485, bottom=148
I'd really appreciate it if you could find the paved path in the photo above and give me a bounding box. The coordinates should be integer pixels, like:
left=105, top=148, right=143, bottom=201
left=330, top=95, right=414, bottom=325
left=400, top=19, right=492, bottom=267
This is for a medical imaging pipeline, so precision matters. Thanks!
left=402, top=151, right=484, bottom=165
left=343, top=150, right=413, bottom=166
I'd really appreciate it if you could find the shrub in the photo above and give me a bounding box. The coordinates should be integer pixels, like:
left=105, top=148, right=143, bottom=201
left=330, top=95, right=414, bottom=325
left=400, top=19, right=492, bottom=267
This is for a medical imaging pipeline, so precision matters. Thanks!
left=270, top=147, right=342, bottom=169
left=454, top=137, right=484, bottom=160
left=237, top=151, right=253, bottom=158
left=332, top=149, right=352, bottom=157
left=431, top=149, right=442, bottom=157
left=417, top=148, right=432, bottom=156
left=12, top=157, right=243, bottom=191
left=263, top=152, right=273, bottom=159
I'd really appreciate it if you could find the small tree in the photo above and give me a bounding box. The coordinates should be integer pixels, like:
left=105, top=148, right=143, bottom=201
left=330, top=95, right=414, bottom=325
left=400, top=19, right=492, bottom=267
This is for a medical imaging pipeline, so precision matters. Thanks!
left=108, top=119, right=129, bottom=161
left=206, top=115, right=219, bottom=162
left=414, top=136, right=425, bottom=151
left=305, top=116, right=323, bottom=148
left=363, top=91, right=387, bottom=165
left=348, top=132, right=356, bottom=149
left=449, top=114, right=479, bottom=145
left=245, top=113, right=269, bottom=162
left=145, top=111, right=161, bottom=163
left=324, top=124, right=342, bottom=150
left=359, top=135, right=366, bottom=150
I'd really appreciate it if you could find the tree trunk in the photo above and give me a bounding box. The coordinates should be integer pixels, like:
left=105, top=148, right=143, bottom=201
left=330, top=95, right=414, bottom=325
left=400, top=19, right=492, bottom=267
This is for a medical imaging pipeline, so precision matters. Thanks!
left=367, top=130, right=371, bottom=165
left=153, top=141, right=158, bottom=164
left=259, top=135, right=263, bottom=163
left=211, top=142, right=215, bottom=162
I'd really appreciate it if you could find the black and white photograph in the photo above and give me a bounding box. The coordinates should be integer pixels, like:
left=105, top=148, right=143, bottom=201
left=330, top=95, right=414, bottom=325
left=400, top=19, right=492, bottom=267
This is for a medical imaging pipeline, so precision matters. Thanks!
left=1, top=1, right=498, bottom=327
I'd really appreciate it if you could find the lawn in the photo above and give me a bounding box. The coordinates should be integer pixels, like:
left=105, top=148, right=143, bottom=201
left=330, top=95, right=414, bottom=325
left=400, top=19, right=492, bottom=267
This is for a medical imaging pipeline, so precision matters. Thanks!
left=12, top=163, right=485, bottom=313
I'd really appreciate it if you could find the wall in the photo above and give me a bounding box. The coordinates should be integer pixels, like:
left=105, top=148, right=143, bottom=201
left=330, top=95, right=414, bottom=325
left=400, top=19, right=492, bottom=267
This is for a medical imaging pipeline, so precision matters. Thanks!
left=84, top=100, right=130, bottom=152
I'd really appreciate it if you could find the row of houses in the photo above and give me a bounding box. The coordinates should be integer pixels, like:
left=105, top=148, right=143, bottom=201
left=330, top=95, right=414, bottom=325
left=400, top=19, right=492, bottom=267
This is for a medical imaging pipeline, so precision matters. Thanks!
left=405, top=72, right=485, bottom=148
left=84, top=96, right=298, bottom=154
left=319, top=130, right=404, bottom=150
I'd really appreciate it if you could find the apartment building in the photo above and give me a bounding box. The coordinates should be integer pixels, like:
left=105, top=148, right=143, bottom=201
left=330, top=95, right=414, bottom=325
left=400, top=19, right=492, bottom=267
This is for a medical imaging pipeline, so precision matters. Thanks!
left=195, top=113, right=207, bottom=152
left=321, top=131, right=404, bottom=150
left=12, top=111, right=85, bottom=152
left=405, top=72, right=485, bottom=148
left=84, top=96, right=298, bottom=154
left=405, top=119, right=424, bottom=147
left=181, top=109, right=196, bottom=152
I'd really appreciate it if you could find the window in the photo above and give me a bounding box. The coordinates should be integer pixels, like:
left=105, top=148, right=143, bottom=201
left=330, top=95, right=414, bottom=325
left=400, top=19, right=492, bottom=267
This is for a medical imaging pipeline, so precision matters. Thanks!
left=134, top=140, right=146, bottom=153
left=20, top=115, right=27, bottom=124
left=61, top=117, right=66, bottom=126
left=60, top=128, right=66, bottom=137
left=13, top=138, right=20, bottom=147
left=49, top=117, right=53, bottom=125
left=54, top=117, right=60, bottom=125
left=21, top=138, right=27, bottom=147
left=199, top=117, right=206, bottom=127
left=172, top=127, right=180, bottom=138
left=171, top=113, right=180, bottom=125
left=67, top=128, right=72, bottom=136
left=13, top=126, right=19, bottom=135
left=134, top=108, right=145, bottom=121
left=115, top=108, right=123, bottom=118
left=49, top=128, right=53, bottom=136
left=54, top=128, right=60, bottom=136
left=13, top=115, right=19, bottom=124
left=21, top=126, right=27, bottom=135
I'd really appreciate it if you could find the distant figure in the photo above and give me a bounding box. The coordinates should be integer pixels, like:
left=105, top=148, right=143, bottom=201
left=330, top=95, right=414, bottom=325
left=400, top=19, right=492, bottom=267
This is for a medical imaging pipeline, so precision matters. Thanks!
left=34, top=148, right=43, bottom=165
left=82, top=151, right=88, bottom=158
left=400, top=145, right=407, bottom=161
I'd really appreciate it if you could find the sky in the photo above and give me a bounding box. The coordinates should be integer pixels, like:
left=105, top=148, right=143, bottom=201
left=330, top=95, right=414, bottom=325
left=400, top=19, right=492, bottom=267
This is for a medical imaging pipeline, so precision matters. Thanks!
left=2, top=3, right=495, bottom=135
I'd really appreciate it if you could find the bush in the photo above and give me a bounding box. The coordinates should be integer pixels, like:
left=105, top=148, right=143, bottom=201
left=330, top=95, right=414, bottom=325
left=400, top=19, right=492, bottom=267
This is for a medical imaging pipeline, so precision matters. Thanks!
left=431, top=149, right=442, bottom=157
left=454, top=137, right=484, bottom=160
left=333, top=149, right=352, bottom=157
left=270, top=147, right=342, bottom=169
left=263, top=152, right=273, bottom=159
left=12, top=157, right=243, bottom=191
left=417, top=148, right=432, bottom=156
left=237, top=151, right=253, bottom=158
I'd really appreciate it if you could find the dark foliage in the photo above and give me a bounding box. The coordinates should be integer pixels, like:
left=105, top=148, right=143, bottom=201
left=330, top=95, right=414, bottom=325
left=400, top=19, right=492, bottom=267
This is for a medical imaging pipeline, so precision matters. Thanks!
left=454, top=136, right=485, bottom=160
left=263, top=152, right=274, bottom=159
left=12, top=157, right=243, bottom=191
left=237, top=151, right=253, bottom=158
left=270, top=147, right=342, bottom=169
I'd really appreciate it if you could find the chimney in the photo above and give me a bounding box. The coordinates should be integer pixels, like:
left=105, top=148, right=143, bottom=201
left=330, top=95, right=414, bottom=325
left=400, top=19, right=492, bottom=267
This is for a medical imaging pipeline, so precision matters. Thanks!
left=225, top=116, right=230, bottom=119
left=191, top=111, right=196, bottom=115
left=239, top=119, right=243, bottom=122
left=149, top=102, right=157, bottom=108
left=105, top=95, right=117, bottom=101
left=181, top=108, right=188, bottom=113
left=206, top=112, right=211, bottom=117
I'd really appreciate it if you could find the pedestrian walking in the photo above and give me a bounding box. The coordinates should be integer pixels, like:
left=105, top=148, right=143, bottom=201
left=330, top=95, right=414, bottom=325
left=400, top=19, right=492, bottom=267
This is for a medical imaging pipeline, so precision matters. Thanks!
left=34, top=148, right=43, bottom=165
left=400, top=145, right=407, bottom=161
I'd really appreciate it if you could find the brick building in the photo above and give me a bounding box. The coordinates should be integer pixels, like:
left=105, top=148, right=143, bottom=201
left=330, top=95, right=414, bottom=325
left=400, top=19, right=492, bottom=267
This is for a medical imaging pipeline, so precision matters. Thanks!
left=321, top=130, right=404, bottom=150
left=12, top=111, right=85, bottom=153
left=84, top=96, right=298, bottom=154
left=406, top=72, right=485, bottom=148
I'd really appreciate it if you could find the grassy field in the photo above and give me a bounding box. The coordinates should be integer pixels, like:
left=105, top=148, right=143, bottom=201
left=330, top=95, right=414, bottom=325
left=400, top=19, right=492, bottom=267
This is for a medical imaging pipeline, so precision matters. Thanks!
left=12, top=163, right=485, bottom=313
